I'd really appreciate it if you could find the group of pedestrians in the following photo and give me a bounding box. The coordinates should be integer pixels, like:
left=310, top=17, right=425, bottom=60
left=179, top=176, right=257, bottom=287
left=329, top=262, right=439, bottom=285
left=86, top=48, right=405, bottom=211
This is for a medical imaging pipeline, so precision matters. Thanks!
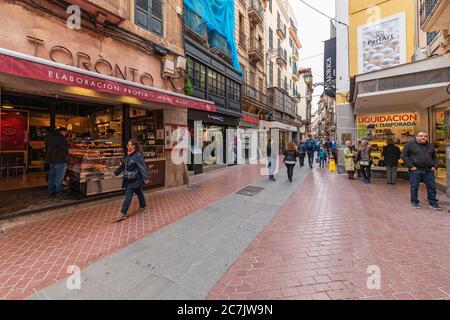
left=343, top=130, right=442, bottom=211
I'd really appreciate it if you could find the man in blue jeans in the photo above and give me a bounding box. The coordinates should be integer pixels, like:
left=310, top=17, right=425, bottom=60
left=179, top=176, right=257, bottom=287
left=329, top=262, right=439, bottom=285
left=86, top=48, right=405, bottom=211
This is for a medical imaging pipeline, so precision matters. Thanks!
left=401, top=131, right=441, bottom=210
left=44, top=128, right=69, bottom=196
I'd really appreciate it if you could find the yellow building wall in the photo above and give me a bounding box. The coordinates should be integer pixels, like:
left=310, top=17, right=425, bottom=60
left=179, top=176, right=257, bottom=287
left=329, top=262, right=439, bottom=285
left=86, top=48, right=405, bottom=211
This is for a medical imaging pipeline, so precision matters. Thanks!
left=349, top=0, right=416, bottom=76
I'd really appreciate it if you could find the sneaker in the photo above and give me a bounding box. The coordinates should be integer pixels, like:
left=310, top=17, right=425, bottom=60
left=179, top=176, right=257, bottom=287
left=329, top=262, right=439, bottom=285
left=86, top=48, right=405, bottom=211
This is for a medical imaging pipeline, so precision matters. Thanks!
left=138, top=206, right=147, bottom=213
left=411, top=202, right=421, bottom=209
left=429, top=204, right=442, bottom=211
left=116, top=212, right=127, bottom=221
left=361, top=179, right=369, bottom=184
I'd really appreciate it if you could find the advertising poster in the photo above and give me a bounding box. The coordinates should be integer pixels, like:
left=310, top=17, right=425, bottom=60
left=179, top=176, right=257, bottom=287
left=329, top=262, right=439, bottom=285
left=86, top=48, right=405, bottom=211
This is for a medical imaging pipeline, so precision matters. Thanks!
left=358, top=12, right=407, bottom=74
left=323, top=38, right=336, bottom=88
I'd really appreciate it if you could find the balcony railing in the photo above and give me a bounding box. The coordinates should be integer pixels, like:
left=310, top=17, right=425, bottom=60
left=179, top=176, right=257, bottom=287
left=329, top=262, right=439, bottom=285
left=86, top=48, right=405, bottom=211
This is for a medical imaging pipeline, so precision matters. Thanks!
left=275, top=47, right=287, bottom=66
left=248, top=0, right=264, bottom=26
left=209, top=30, right=232, bottom=61
left=239, top=32, right=247, bottom=50
left=420, top=0, right=439, bottom=27
left=184, top=7, right=207, bottom=44
left=248, top=38, right=264, bottom=65
left=243, top=83, right=270, bottom=109
left=277, top=19, right=287, bottom=39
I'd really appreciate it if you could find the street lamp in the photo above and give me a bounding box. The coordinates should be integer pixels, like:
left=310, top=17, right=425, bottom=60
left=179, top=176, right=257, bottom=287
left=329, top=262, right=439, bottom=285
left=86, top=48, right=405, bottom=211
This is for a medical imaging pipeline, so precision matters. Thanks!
left=303, top=71, right=313, bottom=85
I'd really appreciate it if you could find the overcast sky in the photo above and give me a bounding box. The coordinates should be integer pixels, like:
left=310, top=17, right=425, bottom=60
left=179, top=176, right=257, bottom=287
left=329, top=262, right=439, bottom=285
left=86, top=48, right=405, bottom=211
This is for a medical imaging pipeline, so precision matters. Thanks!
left=290, top=0, right=336, bottom=111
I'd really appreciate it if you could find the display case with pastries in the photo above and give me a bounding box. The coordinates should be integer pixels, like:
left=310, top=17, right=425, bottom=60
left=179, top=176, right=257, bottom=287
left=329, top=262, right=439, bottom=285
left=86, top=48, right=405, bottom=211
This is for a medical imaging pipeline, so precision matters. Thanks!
left=67, top=140, right=124, bottom=196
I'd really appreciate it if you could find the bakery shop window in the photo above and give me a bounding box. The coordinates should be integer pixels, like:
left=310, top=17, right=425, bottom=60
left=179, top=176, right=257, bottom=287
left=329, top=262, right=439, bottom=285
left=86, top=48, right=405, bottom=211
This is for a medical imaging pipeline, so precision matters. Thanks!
left=130, top=108, right=165, bottom=161
left=357, top=112, right=418, bottom=168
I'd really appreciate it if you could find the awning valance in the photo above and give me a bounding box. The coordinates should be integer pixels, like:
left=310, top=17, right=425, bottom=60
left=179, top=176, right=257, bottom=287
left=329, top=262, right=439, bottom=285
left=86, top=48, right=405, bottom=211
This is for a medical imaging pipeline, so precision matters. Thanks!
left=0, top=48, right=216, bottom=112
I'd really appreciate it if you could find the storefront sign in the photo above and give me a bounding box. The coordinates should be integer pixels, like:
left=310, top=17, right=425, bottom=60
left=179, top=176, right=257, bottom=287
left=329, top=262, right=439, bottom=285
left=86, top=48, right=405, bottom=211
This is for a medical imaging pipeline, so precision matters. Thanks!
left=358, top=12, right=407, bottom=74
left=207, top=114, right=224, bottom=122
left=0, top=110, right=28, bottom=150
left=0, top=50, right=216, bottom=112
left=188, top=109, right=239, bottom=127
left=242, top=114, right=260, bottom=125
left=357, top=113, right=417, bottom=127
left=28, top=37, right=155, bottom=86
left=323, top=38, right=336, bottom=89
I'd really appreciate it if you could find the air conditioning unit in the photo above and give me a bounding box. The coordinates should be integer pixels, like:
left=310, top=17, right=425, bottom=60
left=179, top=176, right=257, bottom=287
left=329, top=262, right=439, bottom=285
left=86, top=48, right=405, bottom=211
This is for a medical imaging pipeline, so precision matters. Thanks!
left=176, top=56, right=187, bottom=71
left=163, top=59, right=175, bottom=77
left=412, top=47, right=430, bottom=61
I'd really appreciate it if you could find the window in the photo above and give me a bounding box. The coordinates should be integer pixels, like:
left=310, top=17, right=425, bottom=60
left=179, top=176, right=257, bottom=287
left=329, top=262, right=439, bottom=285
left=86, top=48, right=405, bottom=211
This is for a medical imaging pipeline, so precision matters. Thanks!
left=135, top=0, right=163, bottom=36
left=228, top=80, right=241, bottom=103
left=277, top=68, right=281, bottom=88
left=269, top=28, right=273, bottom=49
left=269, top=0, right=272, bottom=13
left=191, top=59, right=206, bottom=90
left=269, top=61, right=273, bottom=86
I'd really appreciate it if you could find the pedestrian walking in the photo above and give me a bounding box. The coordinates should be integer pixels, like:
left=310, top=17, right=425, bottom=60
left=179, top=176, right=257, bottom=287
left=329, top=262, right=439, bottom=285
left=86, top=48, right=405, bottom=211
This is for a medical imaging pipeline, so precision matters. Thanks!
left=382, top=139, right=401, bottom=185
left=357, top=139, right=372, bottom=184
left=283, top=142, right=299, bottom=182
left=297, top=140, right=306, bottom=167
left=324, top=139, right=332, bottom=157
left=318, top=148, right=327, bottom=169
left=304, top=134, right=317, bottom=169
left=344, top=141, right=357, bottom=179
left=113, top=139, right=150, bottom=221
left=267, top=139, right=276, bottom=181
left=401, top=131, right=441, bottom=210
left=44, top=127, right=69, bottom=197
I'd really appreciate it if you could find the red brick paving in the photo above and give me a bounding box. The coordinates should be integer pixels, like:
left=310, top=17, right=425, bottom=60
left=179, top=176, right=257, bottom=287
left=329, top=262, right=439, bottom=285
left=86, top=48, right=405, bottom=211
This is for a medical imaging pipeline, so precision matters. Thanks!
left=0, top=164, right=267, bottom=300
left=207, top=170, right=450, bottom=300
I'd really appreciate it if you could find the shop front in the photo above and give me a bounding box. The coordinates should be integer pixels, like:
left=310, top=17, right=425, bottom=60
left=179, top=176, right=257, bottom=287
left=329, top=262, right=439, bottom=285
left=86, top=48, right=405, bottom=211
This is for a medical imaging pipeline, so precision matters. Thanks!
left=0, top=48, right=215, bottom=197
left=238, top=114, right=261, bottom=162
left=268, top=121, right=298, bottom=153
left=187, top=109, right=239, bottom=174
left=352, top=53, right=450, bottom=188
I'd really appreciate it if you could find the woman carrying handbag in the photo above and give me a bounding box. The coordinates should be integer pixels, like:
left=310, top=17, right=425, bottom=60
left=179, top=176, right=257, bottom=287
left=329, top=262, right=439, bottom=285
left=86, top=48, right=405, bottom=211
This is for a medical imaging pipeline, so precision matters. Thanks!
left=113, top=139, right=150, bottom=221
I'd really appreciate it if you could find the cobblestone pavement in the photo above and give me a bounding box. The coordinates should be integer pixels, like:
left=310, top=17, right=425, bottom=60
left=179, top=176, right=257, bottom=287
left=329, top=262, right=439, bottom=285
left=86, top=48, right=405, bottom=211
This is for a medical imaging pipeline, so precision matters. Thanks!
left=0, top=163, right=267, bottom=300
left=207, top=170, right=450, bottom=300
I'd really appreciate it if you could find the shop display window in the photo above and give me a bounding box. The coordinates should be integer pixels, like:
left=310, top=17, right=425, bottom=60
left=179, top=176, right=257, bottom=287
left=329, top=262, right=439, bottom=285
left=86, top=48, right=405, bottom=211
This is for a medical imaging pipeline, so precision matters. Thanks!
left=130, top=108, right=165, bottom=161
left=433, top=109, right=446, bottom=184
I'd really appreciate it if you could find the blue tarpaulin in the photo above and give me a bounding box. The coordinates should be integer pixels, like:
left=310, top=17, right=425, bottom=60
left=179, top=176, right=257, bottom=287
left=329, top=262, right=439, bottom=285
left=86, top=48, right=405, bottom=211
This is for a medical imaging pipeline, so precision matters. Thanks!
left=183, top=0, right=242, bottom=75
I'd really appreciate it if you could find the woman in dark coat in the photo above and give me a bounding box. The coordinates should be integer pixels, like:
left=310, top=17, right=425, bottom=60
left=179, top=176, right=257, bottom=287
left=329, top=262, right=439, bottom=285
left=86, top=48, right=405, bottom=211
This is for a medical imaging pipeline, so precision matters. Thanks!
left=283, top=142, right=299, bottom=182
left=113, top=139, right=149, bottom=221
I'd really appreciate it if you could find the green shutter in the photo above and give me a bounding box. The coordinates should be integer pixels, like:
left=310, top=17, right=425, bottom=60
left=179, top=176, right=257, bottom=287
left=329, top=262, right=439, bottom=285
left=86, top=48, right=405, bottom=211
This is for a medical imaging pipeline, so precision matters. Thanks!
left=151, top=0, right=163, bottom=36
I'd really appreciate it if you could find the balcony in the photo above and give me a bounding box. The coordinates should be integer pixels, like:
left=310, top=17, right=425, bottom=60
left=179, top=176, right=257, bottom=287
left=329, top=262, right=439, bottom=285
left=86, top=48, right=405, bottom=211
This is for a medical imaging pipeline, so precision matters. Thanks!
left=292, top=64, right=299, bottom=81
left=248, top=0, right=264, bottom=26
left=275, top=48, right=287, bottom=67
left=239, top=0, right=247, bottom=8
left=184, top=7, right=208, bottom=45
left=239, top=32, right=247, bottom=50
left=292, top=92, right=301, bottom=103
left=248, top=39, right=264, bottom=65
left=65, top=0, right=128, bottom=24
left=209, top=30, right=232, bottom=63
left=420, top=0, right=450, bottom=32
left=277, top=19, right=287, bottom=39
left=291, top=47, right=299, bottom=61
left=243, top=83, right=271, bottom=110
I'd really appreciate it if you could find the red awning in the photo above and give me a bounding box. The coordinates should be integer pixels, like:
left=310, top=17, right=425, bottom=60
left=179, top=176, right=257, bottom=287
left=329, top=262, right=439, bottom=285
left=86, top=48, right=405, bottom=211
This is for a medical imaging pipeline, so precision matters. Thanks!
left=0, top=48, right=216, bottom=112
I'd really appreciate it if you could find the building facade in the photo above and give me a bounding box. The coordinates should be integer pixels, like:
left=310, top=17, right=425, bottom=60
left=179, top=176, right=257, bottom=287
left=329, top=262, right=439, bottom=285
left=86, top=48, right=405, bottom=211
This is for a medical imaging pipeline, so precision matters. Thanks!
left=183, top=0, right=243, bottom=173
left=265, top=0, right=303, bottom=151
left=335, top=0, right=450, bottom=190
left=0, top=0, right=215, bottom=196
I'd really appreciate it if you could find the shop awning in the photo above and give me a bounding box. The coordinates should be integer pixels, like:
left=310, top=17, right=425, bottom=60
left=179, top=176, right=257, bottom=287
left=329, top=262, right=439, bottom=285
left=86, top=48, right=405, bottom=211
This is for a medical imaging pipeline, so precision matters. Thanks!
left=0, top=48, right=216, bottom=112
left=268, top=121, right=298, bottom=132
left=353, top=53, right=450, bottom=113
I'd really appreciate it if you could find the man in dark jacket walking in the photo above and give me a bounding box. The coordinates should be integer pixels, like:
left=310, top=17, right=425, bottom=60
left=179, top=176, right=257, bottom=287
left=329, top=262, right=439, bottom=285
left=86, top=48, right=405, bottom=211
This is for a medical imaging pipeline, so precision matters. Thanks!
left=304, top=135, right=317, bottom=169
left=382, top=139, right=401, bottom=185
left=44, top=127, right=69, bottom=196
left=401, top=131, right=441, bottom=210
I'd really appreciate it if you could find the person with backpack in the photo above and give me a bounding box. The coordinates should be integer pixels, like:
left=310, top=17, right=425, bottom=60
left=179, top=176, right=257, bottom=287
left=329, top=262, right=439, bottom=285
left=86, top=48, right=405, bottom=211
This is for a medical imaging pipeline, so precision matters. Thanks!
left=283, top=142, right=299, bottom=182
left=324, top=139, right=332, bottom=157
left=381, top=139, right=401, bottom=185
left=113, top=139, right=150, bottom=221
left=304, top=135, right=317, bottom=169
left=318, top=148, right=328, bottom=169
left=297, top=140, right=306, bottom=167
